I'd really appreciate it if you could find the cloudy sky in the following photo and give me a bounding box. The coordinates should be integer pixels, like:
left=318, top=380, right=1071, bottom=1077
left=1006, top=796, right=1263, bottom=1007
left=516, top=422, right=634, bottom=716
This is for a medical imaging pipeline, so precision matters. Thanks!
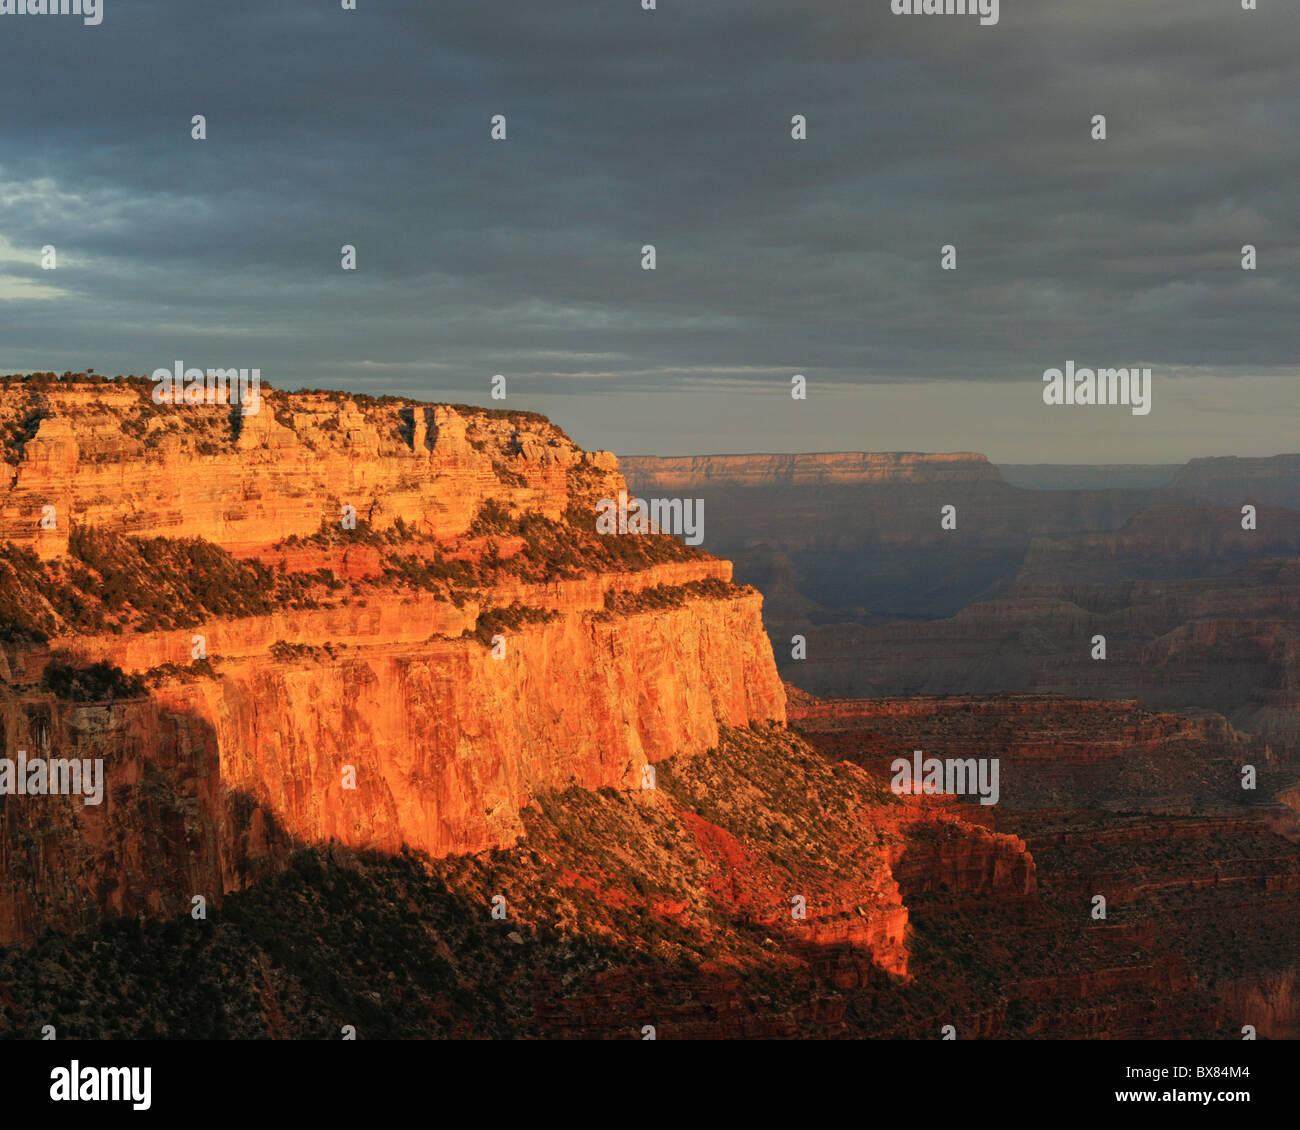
left=1, top=0, right=1295, bottom=461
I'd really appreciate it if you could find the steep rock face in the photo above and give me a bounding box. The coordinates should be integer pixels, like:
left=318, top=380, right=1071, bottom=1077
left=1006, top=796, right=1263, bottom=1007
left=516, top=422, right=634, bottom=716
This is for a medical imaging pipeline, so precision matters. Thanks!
left=1213, top=972, right=1300, bottom=1041
left=0, top=694, right=223, bottom=945
left=888, top=821, right=1035, bottom=903
left=0, top=380, right=786, bottom=946
left=214, top=588, right=784, bottom=852
left=0, top=383, right=623, bottom=557
left=0, top=589, right=784, bottom=947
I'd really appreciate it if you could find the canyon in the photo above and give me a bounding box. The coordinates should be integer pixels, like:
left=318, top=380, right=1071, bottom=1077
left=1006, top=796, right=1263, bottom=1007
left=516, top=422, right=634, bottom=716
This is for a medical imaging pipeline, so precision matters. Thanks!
left=790, top=690, right=1300, bottom=1040
left=0, top=376, right=1295, bottom=1041
left=621, top=451, right=1300, bottom=751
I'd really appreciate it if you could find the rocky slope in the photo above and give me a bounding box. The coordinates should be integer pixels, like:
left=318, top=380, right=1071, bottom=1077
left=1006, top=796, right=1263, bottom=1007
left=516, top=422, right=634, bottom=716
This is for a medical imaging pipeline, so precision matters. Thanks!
left=0, top=725, right=1039, bottom=1039
left=4, top=697, right=1293, bottom=1040
left=790, top=691, right=1300, bottom=1040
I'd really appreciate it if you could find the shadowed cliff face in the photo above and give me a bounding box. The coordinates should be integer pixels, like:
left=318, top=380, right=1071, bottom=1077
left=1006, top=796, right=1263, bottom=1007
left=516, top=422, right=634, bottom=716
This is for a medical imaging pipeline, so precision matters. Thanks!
left=774, top=555, right=1300, bottom=748
left=621, top=451, right=1202, bottom=621
left=3, top=705, right=1294, bottom=1041
left=0, top=588, right=785, bottom=946
left=0, top=726, right=1038, bottom=1039
left=790, top=691, right=1300, bottom=1041
left=622, top=452, right=1300, bottom=752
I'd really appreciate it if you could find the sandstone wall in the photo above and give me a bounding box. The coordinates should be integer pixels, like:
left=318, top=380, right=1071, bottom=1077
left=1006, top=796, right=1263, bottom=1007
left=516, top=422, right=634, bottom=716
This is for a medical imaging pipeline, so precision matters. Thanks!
left=0, top=383, right=786, bottom=945
left=0, top=387, right=624, bottom=557
left=0, top=586, right=785, bottom=945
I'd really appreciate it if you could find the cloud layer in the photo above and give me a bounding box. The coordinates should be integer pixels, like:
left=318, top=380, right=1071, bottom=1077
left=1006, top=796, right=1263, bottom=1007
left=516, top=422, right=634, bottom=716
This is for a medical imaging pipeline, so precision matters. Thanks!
left=0, top=0, right=1295, bottom=458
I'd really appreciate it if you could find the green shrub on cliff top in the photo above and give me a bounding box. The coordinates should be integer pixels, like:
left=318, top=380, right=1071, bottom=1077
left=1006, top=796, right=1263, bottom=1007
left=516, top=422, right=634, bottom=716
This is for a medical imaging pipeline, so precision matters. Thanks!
left=41, top=659, right=145, bottom=702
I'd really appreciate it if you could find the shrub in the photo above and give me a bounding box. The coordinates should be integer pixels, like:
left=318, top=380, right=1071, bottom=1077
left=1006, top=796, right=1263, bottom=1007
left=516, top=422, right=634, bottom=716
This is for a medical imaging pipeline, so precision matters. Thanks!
left=42, top=659, right=146, bottom=702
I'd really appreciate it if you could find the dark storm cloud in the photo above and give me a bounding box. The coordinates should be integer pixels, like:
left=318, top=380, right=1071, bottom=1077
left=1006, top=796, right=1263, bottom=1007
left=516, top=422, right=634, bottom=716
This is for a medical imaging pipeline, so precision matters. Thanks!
left=0, top=0, right=1295, bottom=406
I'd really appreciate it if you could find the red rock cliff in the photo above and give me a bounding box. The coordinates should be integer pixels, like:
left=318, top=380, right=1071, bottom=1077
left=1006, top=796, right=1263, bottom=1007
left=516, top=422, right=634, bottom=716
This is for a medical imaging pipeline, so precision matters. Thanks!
left=0, top=379, right=786, bottom=945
